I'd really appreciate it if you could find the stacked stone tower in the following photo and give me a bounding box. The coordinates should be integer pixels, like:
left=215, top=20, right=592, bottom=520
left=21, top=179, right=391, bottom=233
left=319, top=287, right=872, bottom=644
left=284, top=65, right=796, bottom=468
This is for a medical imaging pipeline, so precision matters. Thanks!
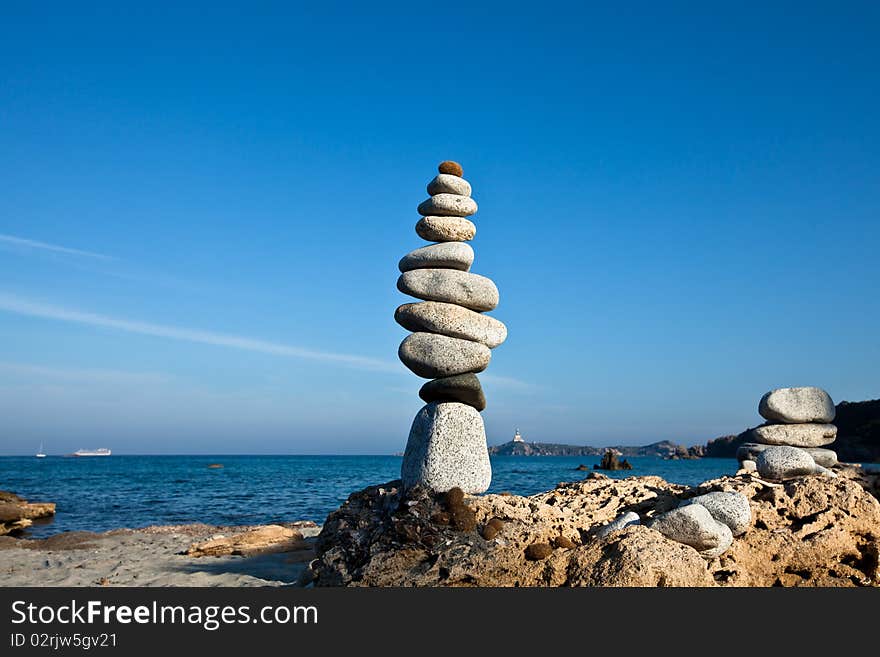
left=396, top=161, right=507, bottom=494
left=737, top=386, right=838, bottom=479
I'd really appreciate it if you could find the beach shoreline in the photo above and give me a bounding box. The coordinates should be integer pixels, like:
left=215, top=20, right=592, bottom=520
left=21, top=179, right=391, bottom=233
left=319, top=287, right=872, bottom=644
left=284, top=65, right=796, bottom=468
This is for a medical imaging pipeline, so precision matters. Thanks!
left=0, top=521, right=320, bottom=587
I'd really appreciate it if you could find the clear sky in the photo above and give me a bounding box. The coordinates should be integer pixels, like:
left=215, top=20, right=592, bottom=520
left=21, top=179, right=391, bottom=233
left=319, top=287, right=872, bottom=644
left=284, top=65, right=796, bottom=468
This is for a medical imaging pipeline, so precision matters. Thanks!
left=1, top=2, right=878, bottom=455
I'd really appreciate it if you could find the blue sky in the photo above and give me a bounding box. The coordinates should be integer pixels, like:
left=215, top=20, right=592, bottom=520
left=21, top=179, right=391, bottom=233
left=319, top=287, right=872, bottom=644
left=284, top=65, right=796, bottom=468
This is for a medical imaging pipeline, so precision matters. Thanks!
left=1, top=2, right=878, bottom=454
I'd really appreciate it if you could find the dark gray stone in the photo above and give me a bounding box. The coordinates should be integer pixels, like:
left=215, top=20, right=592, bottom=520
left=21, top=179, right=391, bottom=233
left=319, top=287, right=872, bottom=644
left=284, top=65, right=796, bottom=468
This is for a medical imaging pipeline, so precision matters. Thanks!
left=419, top=373, right=486, bottom=411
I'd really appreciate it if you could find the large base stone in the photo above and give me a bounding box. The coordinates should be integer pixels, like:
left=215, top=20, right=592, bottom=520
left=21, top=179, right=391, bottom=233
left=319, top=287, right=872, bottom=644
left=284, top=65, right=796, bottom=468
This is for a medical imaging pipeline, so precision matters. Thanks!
left=400, top=402, right=491, bottom=494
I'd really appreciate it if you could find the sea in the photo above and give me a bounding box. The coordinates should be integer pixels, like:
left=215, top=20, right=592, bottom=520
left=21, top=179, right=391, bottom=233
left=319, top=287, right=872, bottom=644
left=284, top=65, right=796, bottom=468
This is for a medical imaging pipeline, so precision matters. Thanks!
left=0, top=455, right=739, bottom=538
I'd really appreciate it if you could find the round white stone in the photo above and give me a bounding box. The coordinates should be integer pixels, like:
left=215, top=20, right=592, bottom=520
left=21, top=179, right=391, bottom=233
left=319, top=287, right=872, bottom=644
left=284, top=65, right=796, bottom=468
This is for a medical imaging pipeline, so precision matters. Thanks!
left=755, top=446, right=817, bottom=481
left=398, top=242, right=474, bottom=273
left=650, top=504, right=733, bottom=558
left=395, top=301, right=507, bottom=348
left=397, top=269, right=499, bottom=312
left=737, top=443, right=837, bottom=467
left=401, top=401, right=491, bottom=494
left=398, top=332, right=490, bottom=379
left=427, top=174, right=472, bottom=197
left=680, top=491, right=751, bottom=536
left=751, top=423, right=837, bottom=447
left=417, top=194, right=478, bottom=217
left=758, top=387, right=835, bottom=423
left=415, top=216, right=476, bottom=242
left=596, top=511, right=640, bottom=538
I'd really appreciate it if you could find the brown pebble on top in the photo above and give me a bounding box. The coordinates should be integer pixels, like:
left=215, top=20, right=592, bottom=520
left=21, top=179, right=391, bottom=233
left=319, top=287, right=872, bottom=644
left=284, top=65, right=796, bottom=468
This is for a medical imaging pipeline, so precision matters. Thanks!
left=438, top=160, right=463, bottom=177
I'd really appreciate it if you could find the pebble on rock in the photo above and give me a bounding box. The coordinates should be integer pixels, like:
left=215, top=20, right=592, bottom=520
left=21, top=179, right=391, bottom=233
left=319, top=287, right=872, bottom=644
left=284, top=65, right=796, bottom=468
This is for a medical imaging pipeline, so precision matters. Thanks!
left=755, top=446, right=817, bottom=481
left=596, top=511, right=640, bottom=538
left=400, top=402, right=491, bottom=494
left=525, top=543, right=553, bottom=561
left=758, top=387, right=835, bottom=424
left=398, top=242, right=474, bottom=273
left=415, top=216, right=476, bottom=242
left=397, top=269, right=499, bottom=312
left=398, top=332, right=490, bottom=379
left=681, top=491, right=751, bottom=536
left=395, top=301, right=507, bottom=348
left=438, top=160, right=463, bottom=176
left=427, top=174, right=472, bottom=197
left=751, top=423, right=837, bottom=447
left=419, top=373, right=486, bottom=411
left=650, top=504, right=733, bottom=558
left=417, top=194, right=478, bottom=217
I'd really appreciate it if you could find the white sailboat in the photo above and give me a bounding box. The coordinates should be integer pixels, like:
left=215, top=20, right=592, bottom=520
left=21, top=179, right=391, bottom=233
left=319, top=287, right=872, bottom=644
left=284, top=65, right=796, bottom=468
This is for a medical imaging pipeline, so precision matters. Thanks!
left=36, top=442, right=46, bottom=458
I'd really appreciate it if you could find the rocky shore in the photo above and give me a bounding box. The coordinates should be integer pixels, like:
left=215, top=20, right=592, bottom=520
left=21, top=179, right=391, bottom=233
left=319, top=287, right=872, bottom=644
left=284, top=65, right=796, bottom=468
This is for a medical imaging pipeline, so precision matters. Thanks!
left=0, top=490, right=55, bottom=535
left=308, top=465, right=880, bottom=587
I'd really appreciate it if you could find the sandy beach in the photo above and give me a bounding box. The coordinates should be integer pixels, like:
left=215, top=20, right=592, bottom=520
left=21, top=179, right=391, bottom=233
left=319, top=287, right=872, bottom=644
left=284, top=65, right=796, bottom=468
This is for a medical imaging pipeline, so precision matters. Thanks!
left=0, top=522, right=320, bottom=587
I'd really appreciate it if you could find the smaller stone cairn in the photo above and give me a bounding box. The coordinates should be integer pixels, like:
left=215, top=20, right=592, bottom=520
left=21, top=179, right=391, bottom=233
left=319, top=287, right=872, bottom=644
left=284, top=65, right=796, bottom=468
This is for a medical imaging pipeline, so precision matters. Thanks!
left=396, top=161, right=507, bottom=494
left=737, top=386, right=838, bottom=480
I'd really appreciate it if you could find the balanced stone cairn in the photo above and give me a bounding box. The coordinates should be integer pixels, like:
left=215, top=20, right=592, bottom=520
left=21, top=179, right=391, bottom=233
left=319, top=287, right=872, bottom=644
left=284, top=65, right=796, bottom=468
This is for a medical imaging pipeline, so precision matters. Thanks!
left=396, top=161, right=506, bottom=494
left=737, top=387, right=838, bottom=480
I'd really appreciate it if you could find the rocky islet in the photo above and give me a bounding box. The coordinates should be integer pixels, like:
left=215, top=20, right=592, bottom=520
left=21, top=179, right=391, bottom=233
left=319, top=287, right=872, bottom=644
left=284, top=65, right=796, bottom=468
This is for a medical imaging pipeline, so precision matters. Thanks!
left=397, top=162, right=507, bottom=494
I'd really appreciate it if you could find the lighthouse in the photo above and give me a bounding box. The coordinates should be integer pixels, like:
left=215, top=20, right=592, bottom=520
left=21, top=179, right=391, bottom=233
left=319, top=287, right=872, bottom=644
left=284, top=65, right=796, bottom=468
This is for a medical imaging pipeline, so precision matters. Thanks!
left=513, top=428, right=524, bottom=443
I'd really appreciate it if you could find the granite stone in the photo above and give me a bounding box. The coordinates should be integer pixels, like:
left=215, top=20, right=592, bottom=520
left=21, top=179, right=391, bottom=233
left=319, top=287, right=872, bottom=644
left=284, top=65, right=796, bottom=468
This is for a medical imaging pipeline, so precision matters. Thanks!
left=400, top=401, right=491, bottom=494
left=398, top=332, right=490, bottom=379
left=755, top=446, right=817, bottom=481
left=398, top=242, right=474, bottom=273
left=397, top=269, right=499, bottom=312
left=415, top=216, right=476, bottom=242
left=751, top=423, right=837, bottom=447
left=758, top=387, right=835, bottom=424
left=681, top=491, right=751, bottom=536
left=417, top=193, right=478, bottom=217
left=395, top=301, right=507, bottom=348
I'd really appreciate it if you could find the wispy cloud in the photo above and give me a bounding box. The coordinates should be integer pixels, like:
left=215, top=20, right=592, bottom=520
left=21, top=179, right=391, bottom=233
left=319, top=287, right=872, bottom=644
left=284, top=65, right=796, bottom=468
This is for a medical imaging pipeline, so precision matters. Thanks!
left=0, top=233, right=115, bottom=261
left=480, top=372, right=540, bottom=391
left=0, top=361, right=168, bottom=385
left=0, top=293, right=399, bottom=372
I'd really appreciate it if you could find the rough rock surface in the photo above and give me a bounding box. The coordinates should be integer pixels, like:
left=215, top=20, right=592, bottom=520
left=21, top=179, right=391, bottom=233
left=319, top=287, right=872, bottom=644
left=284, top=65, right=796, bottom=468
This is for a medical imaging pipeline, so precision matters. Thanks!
left=0, top=491, right=56, bottom=536
left=311, top=469, right=880, bottom=587
left=398, top=332, right=490, bottom=379
left=395, top=301, right=507, bottom=348
left=415, top=216, right=476, bottom=242
left=756, top=446, right=818, bottom=480
left=400, top=402, right=491, bottom=494
left=759, top=387, right=836, bottom=423
left=751, top=423, right=837, bottom=447
left=419, top=373, right=486, bottom=411
left=398, top=242, right=474, bottom=273
left=397, top=269, right=499, bottom=312
left=681, top=491, right=751, bottom=536
left=417, top=194, right=478, bottom=217
left=186, top=525, right=305, bottom=557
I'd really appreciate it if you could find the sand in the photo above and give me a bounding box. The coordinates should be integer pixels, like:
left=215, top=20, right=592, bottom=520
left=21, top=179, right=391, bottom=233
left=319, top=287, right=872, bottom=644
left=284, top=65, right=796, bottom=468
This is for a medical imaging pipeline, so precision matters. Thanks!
left=0, top=523, right=321, bottom=587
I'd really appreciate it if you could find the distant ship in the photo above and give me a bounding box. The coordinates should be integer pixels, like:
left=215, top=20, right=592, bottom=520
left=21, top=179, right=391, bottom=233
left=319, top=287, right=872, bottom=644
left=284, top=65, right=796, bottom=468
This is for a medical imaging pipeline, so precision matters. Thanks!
left=36, top=442, right=46, bottom=458
left=72, top=448, right=111, bottom=457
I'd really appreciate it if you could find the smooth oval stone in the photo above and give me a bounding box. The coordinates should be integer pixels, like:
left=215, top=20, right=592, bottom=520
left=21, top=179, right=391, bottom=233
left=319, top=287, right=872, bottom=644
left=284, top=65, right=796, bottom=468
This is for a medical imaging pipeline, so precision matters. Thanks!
left=397, top=269, right=499, bottom=312
left=398, top=242, right=474, bottom=273
left=751, top=423, right=837, bottom=447
left=398, top=332, right=490, bottom=379
left=650, top=504, right=733, bottom=558
left=427, top=174, right=472, bottom=197
left=438, top=160, right=463, bottom=176
left=681, top=492, right=751, bottom=536
left=737, top=443, right=838, bottom=467
left=755, top=446, right=817, bottom=481
left=395, top=301, right=507, bottom=348
left=416, top=216, right=476, bottom=242
left=596, top=511, right=640, bottom=538
left=419, top=373, right=486, bottom=411
left=759, top=387, right=835, bottom=423
left=401, top=401, right=491, bottom=494
left=417, top=194, right=478, bottom=217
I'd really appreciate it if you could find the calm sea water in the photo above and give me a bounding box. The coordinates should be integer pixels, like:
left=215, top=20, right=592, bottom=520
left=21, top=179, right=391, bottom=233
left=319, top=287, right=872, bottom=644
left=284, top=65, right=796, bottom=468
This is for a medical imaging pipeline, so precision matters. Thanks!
left=0, top=455, right=738, bottom=538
